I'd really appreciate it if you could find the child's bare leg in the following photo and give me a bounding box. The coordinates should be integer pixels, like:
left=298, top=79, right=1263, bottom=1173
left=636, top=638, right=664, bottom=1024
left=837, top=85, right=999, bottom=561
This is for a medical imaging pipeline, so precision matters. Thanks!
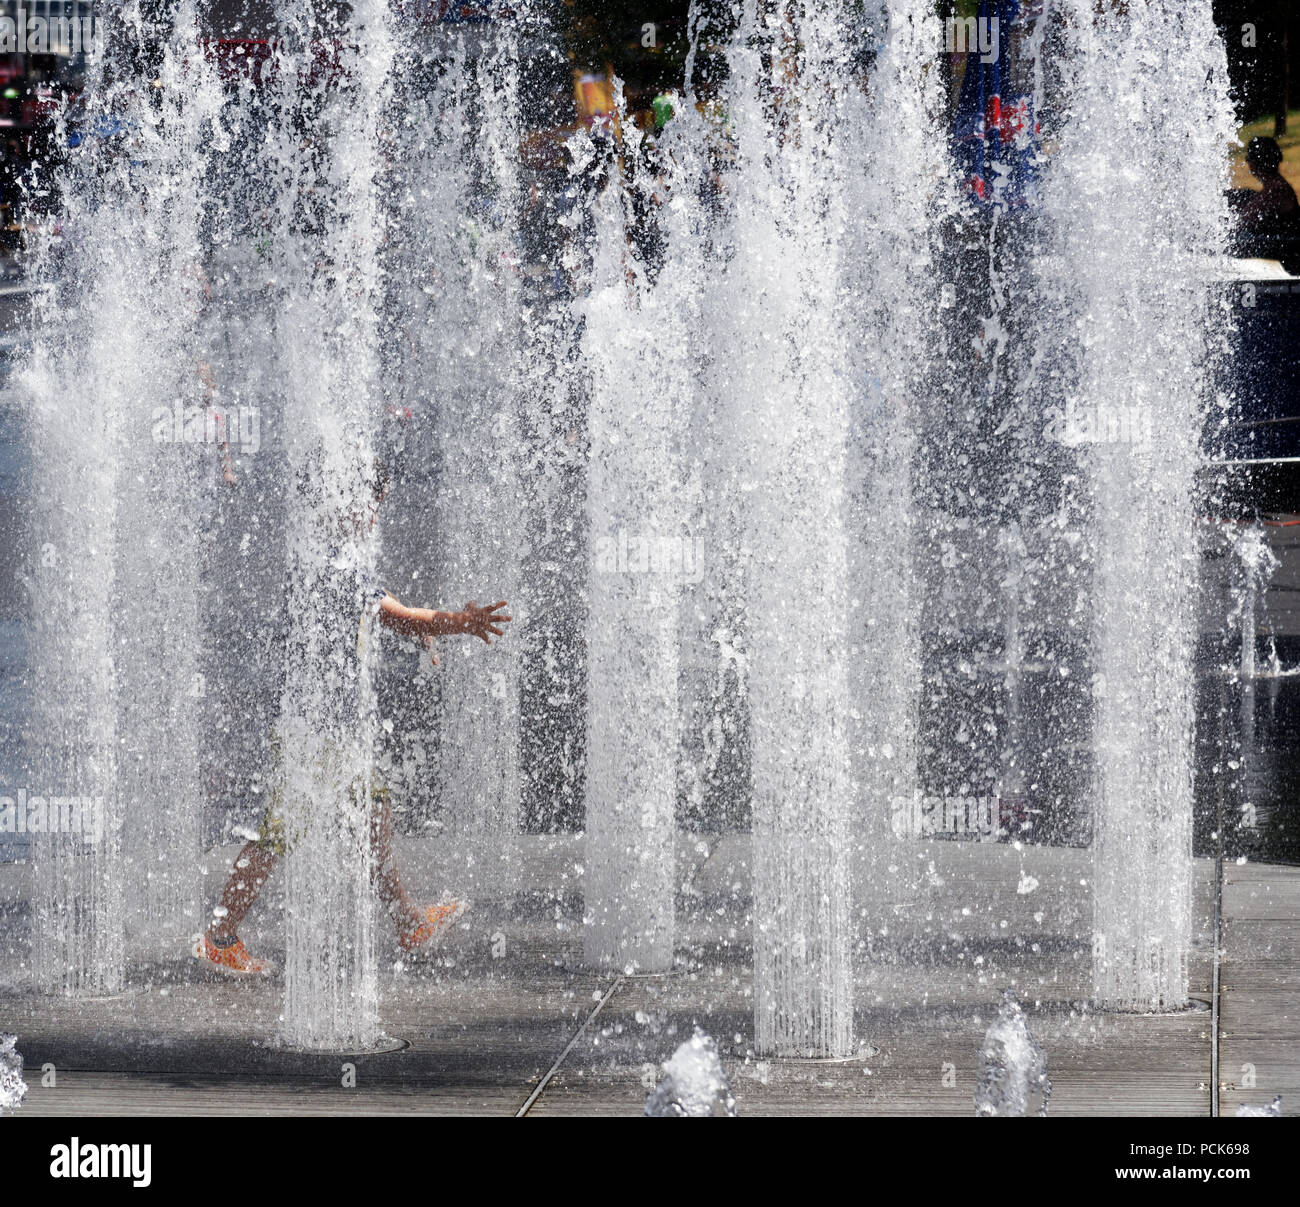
left=370, top=797, right=420, bottom=931
left=207, top=841, right=277, bottom=943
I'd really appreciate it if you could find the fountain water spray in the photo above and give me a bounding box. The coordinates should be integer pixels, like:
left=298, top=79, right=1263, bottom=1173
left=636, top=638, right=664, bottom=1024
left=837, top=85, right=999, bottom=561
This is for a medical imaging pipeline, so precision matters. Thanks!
left=676, top=3, right=752, bottom=837
left=1044, top=0, right=1234, bottom=1010
left=115, top=1, right=225, bottom=965
left=1234, top=525, right=1277, bottom=834
left=270, top=0, right=394, bottom=1050
left=21, top=1, right=221, bottom=993
left=707, top=0, right=953, bottom=1058
left=718, top=0, right=857, bottom=1056
left=644, top=1027, right=737, bottom=1117
left=398, top=25, right=528, bottom=893
left=842, top=0, right=953, bottom=878
left=580, top=90, right=688, bottom=972
left=0, top=1034, right=27, bottom=1113
left=7, top=0, right=1249, bottom=1067
left=975, top=990, right=1051, bottom=1117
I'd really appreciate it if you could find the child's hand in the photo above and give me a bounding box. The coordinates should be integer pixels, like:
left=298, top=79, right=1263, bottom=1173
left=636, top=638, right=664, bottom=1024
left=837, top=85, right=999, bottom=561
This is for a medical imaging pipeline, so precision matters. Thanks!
left=459, top=600, right=511, bottom=644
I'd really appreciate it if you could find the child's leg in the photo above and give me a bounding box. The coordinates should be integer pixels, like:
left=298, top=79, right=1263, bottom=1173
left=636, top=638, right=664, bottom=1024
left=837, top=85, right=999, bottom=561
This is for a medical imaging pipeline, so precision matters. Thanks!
left=369, top=795, right=420, bottom=931
left=207, top=841, right=277, bottom=944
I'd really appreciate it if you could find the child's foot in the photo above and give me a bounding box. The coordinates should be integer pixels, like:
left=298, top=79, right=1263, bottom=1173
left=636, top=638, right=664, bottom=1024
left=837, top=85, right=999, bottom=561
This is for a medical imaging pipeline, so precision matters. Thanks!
left=397, top=899, right=469, bottom=953
left=192, top=932, right=274, bottom=977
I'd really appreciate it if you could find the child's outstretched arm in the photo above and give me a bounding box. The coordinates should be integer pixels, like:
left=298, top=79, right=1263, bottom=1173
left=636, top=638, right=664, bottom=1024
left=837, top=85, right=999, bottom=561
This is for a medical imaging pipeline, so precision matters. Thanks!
left=378, top=597, right=511, bottom=644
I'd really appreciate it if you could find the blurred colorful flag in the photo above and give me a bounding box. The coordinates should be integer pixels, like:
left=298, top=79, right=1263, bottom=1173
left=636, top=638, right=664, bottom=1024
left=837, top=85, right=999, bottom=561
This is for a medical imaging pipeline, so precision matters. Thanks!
left=574, top=72, right=616, bottom=127
left=952, top=0, right=1043, bottom=209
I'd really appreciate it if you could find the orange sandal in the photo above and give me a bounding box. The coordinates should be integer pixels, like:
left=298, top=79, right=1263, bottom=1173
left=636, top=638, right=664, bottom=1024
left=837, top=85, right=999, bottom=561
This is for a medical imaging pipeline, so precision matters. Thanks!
left=397, top=900, right=468, bottom=952
left=192, top=933, right=274, bottom=977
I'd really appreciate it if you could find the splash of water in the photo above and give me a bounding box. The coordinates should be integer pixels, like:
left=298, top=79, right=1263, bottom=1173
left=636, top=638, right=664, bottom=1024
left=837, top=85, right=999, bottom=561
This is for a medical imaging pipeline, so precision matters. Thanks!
left=1235, top=1095, right=1282, bottom=1117
left=644, top=1027, right=737, bottom=1117
left=114, top=1, right=224, bottom=965
left=8, top=0, right=1246, bottom=1059
left=0, top=1034, right=27, bottom=1113
left=676, top=9, right=752, bottom=836
left=1234, top=526, right=1278, bottom=835
left=975, top=990, right=1051, bottom=1117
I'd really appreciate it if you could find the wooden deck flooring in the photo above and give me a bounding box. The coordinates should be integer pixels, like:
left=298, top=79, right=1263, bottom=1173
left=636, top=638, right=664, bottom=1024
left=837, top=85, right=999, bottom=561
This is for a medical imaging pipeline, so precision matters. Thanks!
left=1, top=839, right=1294, bottom=1116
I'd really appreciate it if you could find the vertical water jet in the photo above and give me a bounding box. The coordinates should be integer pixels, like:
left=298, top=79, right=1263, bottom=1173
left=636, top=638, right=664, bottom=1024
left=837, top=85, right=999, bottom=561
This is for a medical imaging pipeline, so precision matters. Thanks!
left=115, top=1, right=224, bottom=964
left=719, top=0, right=856, bottom=1056
left=580, top=103, right=684, bottom=973
left=842, top=0, right=954, bottom=893
left=1046, top=0, right=1234, bottom=1010
left=428, top=26, right=526, bottom=892
left=272, top=0, right=394, bottom=1049
left=19, top=2, right=223, bottom=993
